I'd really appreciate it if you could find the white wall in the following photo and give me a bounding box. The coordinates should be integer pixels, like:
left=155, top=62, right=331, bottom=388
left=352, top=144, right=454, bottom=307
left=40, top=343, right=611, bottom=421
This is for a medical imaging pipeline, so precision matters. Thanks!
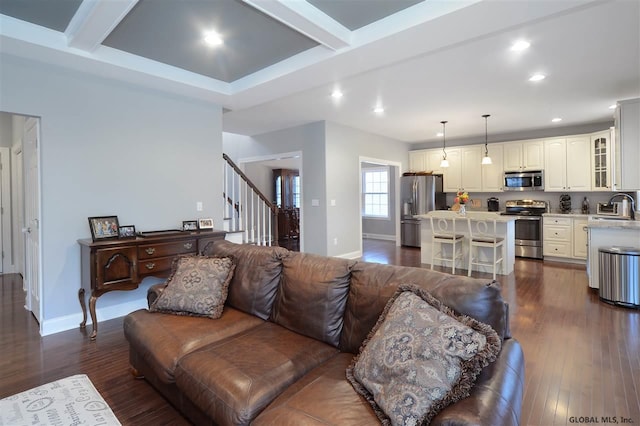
left=325, top=122, right=409, bottom=257
left=223, top=123, right=327, bottom=255
left=0, top=54, right=223, bottom=334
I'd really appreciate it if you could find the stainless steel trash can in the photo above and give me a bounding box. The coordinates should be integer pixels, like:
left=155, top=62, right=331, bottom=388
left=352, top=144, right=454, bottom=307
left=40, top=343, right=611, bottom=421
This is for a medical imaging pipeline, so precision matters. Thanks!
left=598, top=246, right=640, bottom=308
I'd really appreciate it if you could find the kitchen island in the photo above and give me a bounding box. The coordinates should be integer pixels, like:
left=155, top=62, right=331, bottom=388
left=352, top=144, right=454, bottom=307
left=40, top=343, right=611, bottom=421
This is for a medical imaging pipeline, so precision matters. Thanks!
left=587, top=217, right=640, bottom=289
left=416, top=211, right=517, bottom=276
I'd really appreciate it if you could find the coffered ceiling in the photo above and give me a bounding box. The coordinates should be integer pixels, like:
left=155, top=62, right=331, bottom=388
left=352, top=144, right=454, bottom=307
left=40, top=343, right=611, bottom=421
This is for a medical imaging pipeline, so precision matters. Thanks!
left=1, top=0, right=639, bottom=143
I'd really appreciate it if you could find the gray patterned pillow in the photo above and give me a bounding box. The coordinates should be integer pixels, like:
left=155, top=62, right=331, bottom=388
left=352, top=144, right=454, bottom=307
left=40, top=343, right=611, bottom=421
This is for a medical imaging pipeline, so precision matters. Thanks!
left=150, top=255, right=235, bottom=319
left=346, top=284, right=501, bottom=426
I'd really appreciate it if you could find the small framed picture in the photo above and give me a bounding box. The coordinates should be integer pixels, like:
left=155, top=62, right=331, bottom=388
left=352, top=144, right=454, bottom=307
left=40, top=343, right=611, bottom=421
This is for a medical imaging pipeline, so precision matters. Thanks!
left=118, top=225, right=137, bottom=239
left=198, top=218, right=214, bottom=230
left=182, top=220, right=198, bottom=231
left=88, top=216, right=120, bottom=241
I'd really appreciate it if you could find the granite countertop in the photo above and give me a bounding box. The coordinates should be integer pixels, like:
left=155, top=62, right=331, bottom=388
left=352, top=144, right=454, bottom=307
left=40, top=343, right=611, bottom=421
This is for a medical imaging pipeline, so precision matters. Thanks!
left=587, top=218, right=640, bottom=229
left=543, top=212, right=590, bottom=218
left=417, top=211, right=516, bottom=222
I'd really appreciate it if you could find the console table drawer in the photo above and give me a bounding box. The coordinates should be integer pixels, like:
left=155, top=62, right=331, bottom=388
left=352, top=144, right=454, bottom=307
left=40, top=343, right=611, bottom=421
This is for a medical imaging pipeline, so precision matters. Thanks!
left=138, top=256, right=176, bottom=277
left=138, top=240, right=197, bottom=259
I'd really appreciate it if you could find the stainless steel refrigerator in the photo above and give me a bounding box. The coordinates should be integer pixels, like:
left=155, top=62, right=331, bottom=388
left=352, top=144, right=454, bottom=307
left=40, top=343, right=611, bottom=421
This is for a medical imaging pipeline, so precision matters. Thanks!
left=400, top=174, right=446, bottom=247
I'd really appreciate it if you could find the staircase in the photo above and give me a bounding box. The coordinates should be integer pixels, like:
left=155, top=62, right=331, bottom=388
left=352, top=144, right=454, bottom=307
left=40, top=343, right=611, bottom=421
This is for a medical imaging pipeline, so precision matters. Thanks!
left=222, top=154, right=278, bottom=246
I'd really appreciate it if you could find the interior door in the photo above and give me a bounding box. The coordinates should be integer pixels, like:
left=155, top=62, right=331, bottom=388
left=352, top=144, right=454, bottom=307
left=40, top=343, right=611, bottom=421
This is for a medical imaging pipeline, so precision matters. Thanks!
left=23, top=117, right=41, bottom=323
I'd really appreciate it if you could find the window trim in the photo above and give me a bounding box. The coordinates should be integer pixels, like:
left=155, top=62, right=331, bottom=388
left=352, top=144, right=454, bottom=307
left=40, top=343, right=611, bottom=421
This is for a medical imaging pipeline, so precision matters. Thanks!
left=362, top=166, right=390, bottom=219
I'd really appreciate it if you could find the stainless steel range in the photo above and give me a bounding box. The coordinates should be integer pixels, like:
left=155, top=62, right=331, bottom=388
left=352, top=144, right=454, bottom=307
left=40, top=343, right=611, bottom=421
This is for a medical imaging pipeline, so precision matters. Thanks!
left=501, top=200, right=549, bottom=259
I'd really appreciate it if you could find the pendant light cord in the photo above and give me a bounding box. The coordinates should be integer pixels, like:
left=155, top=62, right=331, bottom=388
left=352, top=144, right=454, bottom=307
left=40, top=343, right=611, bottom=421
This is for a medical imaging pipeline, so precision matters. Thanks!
left=441, top=120, right=448, bottom=159
left=483, top=114, right=490, bottom=156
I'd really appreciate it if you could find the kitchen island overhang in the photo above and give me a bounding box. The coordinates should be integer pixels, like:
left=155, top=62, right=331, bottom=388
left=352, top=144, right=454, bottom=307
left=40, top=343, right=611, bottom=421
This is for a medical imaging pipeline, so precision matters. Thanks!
left=417, top=211, right=517, bottom=276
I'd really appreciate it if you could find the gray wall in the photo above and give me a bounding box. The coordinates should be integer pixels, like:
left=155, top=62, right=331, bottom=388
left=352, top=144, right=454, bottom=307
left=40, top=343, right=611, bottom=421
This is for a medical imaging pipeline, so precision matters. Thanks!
left=325, top=122, right=409, bottom=257
left=0, top=54, right=223, bottom=334
left=361, top=162, right=397, bottom=239
left=243, top=162, right=274, bottom=203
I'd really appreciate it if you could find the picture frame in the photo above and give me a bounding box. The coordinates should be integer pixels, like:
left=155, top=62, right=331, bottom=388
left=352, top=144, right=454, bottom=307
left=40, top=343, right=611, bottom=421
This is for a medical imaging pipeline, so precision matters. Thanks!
left=118, top=225, right=137, bottom=239
left=198, top=218, right=214, bottom=230
left=88, top=216, right=120, bottom=241
left=182, top=220, right=198, bottom=231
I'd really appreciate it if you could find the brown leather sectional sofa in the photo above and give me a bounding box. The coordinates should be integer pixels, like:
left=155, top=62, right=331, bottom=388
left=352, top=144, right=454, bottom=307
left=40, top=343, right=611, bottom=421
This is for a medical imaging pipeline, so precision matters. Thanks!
left=124, top=240, right=524, bottom=425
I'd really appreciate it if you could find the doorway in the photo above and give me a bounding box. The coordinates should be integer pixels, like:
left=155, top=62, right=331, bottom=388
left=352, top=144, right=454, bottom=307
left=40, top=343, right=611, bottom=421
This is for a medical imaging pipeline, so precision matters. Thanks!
left=3, top=112, right=42, bottom=326
left=239, top=151, right=303, bottom=252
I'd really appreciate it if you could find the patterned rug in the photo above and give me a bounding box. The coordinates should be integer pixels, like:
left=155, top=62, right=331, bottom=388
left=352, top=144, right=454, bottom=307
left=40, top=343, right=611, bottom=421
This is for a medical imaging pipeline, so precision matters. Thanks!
left=0, top=374, right=121, bottom=426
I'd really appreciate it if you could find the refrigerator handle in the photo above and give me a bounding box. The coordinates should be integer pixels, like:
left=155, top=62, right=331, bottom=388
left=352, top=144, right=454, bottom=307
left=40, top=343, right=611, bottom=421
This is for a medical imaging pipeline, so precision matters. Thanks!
left=412, top=178, right=418, bottom=215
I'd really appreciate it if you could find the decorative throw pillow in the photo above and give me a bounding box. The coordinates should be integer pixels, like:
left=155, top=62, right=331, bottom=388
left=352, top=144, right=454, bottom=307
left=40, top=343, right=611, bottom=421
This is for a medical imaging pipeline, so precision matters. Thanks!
left=346, top=284, right=501, bottom=426
left=150, top=255, right=235, bottom=319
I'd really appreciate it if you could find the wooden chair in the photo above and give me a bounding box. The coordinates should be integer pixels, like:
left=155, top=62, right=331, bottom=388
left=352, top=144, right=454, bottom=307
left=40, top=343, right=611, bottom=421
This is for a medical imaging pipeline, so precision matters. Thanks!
left=467, top=218, right=504, bottom=280
left=429, top=216, right=465, bottom=274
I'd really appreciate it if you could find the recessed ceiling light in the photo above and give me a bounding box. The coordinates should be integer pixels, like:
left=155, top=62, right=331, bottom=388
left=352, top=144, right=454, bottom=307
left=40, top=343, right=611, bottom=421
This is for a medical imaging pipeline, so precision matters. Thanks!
left=373, top=106, right=385, bottom=114
left=331, top=90, right=343, bottom=99
left=529, top=73, right=546, bottom=82
left=436, top=132, right=444, bottom=137
left=551, top=117, right=562, bottom=123
left=510, top=40, right=530, bottom=51
left=203, top=30, right=223, bottom=47
left=608, top=104, right=617, bottom=109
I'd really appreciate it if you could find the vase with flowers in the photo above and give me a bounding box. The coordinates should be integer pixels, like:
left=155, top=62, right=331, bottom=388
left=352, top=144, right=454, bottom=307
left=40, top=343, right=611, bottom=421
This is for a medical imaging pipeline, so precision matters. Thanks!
left=455, top=191, right=470, bottom=215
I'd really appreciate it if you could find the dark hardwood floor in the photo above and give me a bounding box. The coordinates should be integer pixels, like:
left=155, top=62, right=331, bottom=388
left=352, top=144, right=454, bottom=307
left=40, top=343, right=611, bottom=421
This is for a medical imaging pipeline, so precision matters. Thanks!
left=1, top=240, right=638, bottom=425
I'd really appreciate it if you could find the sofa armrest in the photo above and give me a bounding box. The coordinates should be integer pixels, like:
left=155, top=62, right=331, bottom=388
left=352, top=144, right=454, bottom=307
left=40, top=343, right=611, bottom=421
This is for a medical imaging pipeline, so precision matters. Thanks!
left=147, top=283, right=167, bottom=308
left=433, top=338, right=525, bottom=426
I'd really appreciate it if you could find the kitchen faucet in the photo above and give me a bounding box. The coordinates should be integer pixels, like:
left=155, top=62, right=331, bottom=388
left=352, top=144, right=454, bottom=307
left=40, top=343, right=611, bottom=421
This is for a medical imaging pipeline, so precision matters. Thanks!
left=608, top=193, right=635, bottom=219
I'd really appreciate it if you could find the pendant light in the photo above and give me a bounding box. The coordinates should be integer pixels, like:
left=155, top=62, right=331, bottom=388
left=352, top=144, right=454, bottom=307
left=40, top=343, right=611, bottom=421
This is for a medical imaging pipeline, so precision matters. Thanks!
left=481, top=114, right=492, bottom=165
left=439, top=120, right=449, bottom=168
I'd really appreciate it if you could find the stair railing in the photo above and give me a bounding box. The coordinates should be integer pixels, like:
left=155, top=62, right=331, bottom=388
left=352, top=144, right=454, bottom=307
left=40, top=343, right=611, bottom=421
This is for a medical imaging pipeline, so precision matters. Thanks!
left=222, top=153, right=278, bottom=246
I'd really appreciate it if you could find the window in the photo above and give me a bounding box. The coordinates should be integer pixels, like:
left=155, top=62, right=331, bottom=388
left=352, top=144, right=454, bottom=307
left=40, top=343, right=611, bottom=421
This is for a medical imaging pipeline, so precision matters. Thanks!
left=362, top=167, right=389, bottom=218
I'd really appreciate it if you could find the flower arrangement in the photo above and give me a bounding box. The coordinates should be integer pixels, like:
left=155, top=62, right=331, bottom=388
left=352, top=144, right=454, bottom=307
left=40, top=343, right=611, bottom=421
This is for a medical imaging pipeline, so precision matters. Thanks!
left=454, top=191, right=470, bottom=205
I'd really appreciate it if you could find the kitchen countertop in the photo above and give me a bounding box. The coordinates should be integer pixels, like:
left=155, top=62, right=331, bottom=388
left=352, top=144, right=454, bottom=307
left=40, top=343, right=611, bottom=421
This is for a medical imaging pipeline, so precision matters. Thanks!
left=543, top=212, right=590, bottom=218
left=417, top=211, right=516, bottom=222
left=587, top=218, right=640, bottom=229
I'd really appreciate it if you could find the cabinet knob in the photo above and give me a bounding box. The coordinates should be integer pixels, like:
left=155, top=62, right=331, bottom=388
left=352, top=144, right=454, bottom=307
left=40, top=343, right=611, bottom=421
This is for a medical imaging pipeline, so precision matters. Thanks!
left=145, top=247, right=156, bottom=255
left=145, top=262, right=155, bottom=270
left=183, top=242, right=193, bottom=250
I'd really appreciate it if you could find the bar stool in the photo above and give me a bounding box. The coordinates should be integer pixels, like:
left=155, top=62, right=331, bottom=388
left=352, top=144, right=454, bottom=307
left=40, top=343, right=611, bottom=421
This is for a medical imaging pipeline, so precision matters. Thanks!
left=430, top=215, right=465, bottom=274
left=467, top=218, right=504, bottom=280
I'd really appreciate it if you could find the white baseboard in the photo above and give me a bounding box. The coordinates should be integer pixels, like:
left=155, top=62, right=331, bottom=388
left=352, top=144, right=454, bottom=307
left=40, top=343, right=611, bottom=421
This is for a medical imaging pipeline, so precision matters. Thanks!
left=362, top=233, right=396, bottom=241
left=40, top=298, right=148, bottom=337
left=335, top=250, right=362, bottom=259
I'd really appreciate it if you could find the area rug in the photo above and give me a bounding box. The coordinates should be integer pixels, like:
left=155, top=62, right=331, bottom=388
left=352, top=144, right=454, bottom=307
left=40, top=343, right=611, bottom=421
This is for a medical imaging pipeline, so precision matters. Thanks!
left=0, top=374, right=121, bottom=426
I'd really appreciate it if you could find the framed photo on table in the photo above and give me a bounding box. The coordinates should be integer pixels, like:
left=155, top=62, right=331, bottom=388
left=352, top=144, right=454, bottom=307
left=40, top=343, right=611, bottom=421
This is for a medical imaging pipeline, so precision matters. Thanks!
left=118, top=225, right=136, bottom=239
left=88, top=216, right=120, bottom=241
left=198, top=218, right=214, bottom=230
left=183, top=220, right=198, bottom=231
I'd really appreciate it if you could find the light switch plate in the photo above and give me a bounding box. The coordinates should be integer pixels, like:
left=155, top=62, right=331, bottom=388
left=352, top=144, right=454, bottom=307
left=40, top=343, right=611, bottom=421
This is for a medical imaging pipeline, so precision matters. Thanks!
left=312, top=199, right=320, bottom=207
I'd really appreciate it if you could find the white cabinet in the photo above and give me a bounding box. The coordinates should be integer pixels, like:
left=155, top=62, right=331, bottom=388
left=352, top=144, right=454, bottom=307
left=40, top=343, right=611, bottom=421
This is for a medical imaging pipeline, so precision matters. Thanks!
left=481, top=144, right=504, bottom=192
left=543, top=215, right=588, bottom=262
left=460, top=145, right=483, bottom=192
left=503, top=140, right=544, bottom=171
left=409, top=149, right=447, bottom=174
left=409, top=150, right=427, bottom=172
left=442, top=148, right=462, bottom=193
left=440, top=146, right=484, bottom=193
left=573, top=219, right=588, bottom=259
left=591, top=130, right=612, bottom=191
left=613, top=98, right=640, bottom=190
left=544, top=139, right=566, bottom=191
left=544, top=137, right=591, bottom=191
left=566, top=137, right=591, bottom=191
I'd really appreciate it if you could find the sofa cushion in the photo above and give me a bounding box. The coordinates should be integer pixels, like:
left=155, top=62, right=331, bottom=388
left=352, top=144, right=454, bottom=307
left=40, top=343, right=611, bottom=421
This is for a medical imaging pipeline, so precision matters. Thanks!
left=271, top=252, right=355, bottom=347
left=174, top=322, right=339, bottom=426
left=149, top=255, right=235, bottom=318
left=204, top=240, right=289, bottom=320
left=346, top=284, right=501, bottom=426
left=123, top=307, right=263, bottom=384
left=253, top=353, right=377, bottom=426
left=340, top=261, right=506, bottom=353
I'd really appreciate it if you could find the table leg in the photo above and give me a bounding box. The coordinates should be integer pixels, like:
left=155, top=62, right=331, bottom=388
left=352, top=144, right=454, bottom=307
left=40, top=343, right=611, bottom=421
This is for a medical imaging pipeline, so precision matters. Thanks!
left=89, top=295, right=98, bottom=340
left=78, top=288, right=87, bottom=329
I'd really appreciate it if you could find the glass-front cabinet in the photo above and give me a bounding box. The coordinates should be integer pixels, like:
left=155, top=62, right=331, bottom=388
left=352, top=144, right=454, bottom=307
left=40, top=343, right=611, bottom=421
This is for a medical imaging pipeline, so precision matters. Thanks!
left=591, top=130, right=611, bottom=191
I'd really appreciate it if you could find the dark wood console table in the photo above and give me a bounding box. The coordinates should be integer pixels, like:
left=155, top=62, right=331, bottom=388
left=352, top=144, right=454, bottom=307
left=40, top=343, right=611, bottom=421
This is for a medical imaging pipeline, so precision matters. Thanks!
left=78, top=230, right=226, bottom=339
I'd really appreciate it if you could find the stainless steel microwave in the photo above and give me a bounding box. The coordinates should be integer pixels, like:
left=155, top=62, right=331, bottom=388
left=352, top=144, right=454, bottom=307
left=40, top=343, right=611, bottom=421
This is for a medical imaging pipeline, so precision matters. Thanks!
left=503, top=171, right=544, bottom=191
